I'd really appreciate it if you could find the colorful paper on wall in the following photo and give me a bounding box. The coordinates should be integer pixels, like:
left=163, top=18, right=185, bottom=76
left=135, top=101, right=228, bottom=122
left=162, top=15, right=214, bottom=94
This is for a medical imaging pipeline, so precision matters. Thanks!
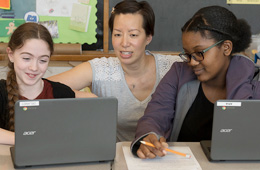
left=0, top=19, right=25, bottom=37
left=227, top=0, right=260, bottom=4
left=0, top=0, right=10, bottom=10
left=24, top=11, right=39, bottom=23
left=0, top=0, right=97, bottom=45
left=0, top=0, right=36, bottom=19
left=39, top=20, right=59, bottom=38
left=69, top=3, right=91, bottom=32
left=0, top=11, right=15, bottom=18
left=36, top=0, right=78, bottom=17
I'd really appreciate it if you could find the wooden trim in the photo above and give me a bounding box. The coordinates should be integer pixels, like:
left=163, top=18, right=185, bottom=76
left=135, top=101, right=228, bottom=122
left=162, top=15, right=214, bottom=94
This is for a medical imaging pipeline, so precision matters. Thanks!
left=0, top=51, right=180, bottom=61
left=0, top=55, right=6, bottom=61
left=0, top=51, right=115, bottom=62
left=50, top=51, right=116, bottom=61
left=103, top=0, right=109, bottom=53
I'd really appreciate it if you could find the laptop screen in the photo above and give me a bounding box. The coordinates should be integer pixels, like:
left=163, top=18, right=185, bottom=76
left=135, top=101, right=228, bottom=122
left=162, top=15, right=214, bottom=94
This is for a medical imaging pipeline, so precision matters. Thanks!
left=12, top=97, right=118, bottom=168
left=201, top=100, right=260, bottom=161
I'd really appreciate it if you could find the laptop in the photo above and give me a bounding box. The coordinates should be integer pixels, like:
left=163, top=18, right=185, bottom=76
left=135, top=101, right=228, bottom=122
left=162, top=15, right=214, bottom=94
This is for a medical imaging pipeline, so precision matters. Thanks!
left=201, top=100, right=260, bottom=161
left=10, top=97, right=118, bottom=168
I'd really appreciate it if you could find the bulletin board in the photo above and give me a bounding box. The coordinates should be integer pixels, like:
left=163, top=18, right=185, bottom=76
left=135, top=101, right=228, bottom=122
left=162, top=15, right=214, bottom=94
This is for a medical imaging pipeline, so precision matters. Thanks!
left=0, top=0, right=104, bottom=51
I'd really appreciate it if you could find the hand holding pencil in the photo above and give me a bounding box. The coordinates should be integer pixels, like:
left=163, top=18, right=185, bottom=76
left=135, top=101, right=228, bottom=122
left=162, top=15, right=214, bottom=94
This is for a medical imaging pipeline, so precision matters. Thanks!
left=137, top=134, right=169, bottom=159
left=137, top=134, right=191, bottom=159
left=140, top=141, right=191, bottom=158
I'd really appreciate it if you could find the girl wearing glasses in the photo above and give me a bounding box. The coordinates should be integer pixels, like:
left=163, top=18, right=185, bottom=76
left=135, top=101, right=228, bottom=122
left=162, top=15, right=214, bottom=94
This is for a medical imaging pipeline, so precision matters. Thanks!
left=132, top=5, right=260, bottom=159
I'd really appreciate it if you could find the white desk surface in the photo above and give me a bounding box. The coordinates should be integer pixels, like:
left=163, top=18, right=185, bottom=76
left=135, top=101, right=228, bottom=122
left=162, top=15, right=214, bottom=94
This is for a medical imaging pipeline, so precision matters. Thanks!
left=112, top=142, right=260, bottom=170
left=0, top=144, right=111, bottom=170
left=2, top=142, right=260, bottom=170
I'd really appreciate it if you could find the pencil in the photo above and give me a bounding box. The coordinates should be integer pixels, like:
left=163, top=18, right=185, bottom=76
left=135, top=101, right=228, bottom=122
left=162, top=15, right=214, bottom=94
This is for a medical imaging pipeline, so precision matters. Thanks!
left=140, top=141, right=191, bottom=158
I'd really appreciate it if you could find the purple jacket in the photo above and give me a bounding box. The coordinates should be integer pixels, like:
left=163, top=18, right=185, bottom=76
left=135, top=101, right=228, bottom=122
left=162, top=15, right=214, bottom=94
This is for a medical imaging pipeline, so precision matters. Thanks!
left=131, top=54, right=260, bottom=154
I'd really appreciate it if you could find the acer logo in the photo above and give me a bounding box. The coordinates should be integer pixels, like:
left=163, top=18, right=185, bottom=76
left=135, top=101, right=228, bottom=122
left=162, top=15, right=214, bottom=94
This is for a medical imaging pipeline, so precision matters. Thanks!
left=220, top=129, right=232, bottom=133
left=23, top=131, right=36, bottom=136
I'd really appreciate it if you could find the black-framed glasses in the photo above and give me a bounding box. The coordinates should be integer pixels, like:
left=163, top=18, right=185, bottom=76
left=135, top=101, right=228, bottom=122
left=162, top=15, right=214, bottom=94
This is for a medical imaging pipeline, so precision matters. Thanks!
left=179, top=40, right=224, bottom=62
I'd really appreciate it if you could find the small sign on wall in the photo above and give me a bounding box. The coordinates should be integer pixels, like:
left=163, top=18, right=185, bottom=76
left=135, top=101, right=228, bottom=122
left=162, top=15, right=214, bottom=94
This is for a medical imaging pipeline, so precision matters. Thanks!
left=227, top=0, right=260, bottom=4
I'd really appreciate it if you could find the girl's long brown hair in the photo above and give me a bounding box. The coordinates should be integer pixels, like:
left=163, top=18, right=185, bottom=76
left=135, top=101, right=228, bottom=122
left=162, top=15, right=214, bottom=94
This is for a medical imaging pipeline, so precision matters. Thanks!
left=6, top=23, right=53, bottom=131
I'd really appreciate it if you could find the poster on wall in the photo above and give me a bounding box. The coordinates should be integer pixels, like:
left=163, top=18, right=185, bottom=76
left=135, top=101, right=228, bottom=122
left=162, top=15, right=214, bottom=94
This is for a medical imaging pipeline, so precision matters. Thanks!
left=0, top=0, right=97, bottom=45
left=0, top=20, right=25, bottom=37
left=36, top=0, right=78, bottom=17
left=0, top=0, right=11, bottom=10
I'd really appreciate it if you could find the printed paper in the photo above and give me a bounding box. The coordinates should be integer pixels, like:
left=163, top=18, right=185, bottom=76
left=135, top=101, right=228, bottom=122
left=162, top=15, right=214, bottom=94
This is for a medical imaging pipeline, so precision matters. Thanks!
left=69, top=3, right=91, bottom=32
left=0, top=20, right=25, bottom=37
left=36, top=0, right=78, bottom=17
left=39, top=20, right=59, bottom=38
left=227, top=0, right=260, bottom=4
left=122, top=146, right=202, bottom=170
left=78, top=0, right=90, bottom=5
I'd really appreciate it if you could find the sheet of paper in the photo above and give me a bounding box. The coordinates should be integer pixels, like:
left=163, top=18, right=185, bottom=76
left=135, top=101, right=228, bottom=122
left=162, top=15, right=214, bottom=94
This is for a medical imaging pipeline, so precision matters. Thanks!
left=0, top=19, right=25, bottom=37
left=39, top=20, right=59, bottom=38
left=36, top=0, right=78, bottom=17
left=69, top=3, right=91, bottom=32
left=227, top=0, right=260, bottom=4
left=0, top=0, right=10, bottom=10
left=78, top=0, right=90, bottom=5
left=123, top=146, right=202, bottom=170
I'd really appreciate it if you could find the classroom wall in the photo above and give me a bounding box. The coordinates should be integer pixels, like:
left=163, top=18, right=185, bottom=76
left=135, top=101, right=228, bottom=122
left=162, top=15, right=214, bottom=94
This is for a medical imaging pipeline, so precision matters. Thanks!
left=109, top=0, right=260, bottom=51
left=0, top=61, right=73, bottom=80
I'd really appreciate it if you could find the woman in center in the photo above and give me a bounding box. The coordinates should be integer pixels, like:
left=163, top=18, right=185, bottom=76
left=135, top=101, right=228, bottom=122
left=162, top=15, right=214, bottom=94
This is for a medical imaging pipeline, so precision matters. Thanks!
left=48, top=0, right=182, bottom=141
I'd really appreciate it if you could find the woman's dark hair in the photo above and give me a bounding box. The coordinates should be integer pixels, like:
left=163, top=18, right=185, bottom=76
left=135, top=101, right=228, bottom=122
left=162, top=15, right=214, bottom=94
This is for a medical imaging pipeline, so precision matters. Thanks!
left=182, top=5, right=251, bottom=53
left=6, top=22, right=53, bottom=131
left=109, top=0, right=155, bottom=36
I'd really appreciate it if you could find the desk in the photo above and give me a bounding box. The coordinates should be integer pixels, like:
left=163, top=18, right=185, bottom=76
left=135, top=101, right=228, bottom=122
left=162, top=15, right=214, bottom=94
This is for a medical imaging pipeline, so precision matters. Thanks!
left=113, top=142, right=260, bottom=170
left=0, top=145, right=111, bottom=170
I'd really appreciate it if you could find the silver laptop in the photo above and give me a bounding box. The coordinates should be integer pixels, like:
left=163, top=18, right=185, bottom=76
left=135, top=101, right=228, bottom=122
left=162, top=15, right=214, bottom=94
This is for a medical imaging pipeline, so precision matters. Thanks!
left=10, top=97, right=118, bottom=168
left=201, top=100, right=260, bottom=161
